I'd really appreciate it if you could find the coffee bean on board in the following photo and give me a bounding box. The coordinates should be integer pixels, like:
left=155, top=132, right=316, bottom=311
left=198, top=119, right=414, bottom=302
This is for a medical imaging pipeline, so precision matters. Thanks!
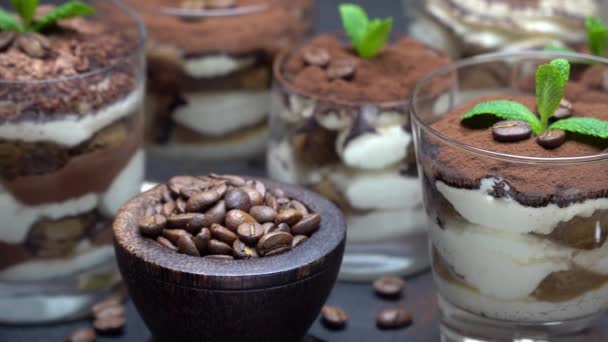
left=66, top=327, right=96, bottom=342
left=376, top=308, right=412, bottom=329
left=373, top=276, right=405, bottom=298
left=321, top=305, right=348, bottom=329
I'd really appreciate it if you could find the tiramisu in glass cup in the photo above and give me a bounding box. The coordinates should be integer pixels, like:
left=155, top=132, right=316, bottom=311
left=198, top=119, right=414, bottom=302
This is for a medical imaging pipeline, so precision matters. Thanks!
left=0, top=0, right=145, bottom=323
left=127, top=0, right=313, bottom=162
left=412, top=51, right=608, bottom=341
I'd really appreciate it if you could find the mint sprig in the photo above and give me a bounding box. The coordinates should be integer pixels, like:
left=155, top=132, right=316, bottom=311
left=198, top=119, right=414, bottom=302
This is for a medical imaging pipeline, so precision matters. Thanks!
left=339, top=3, right=393, bottom=59
left=461, top=58, right=608, bottom=147
left=0, top=0, right=94, bottom=33
left=585, top=17, right=608, bottom=57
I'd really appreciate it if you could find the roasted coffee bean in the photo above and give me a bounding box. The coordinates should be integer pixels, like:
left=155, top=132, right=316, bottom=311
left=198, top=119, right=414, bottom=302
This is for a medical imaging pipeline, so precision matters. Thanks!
left=276, top=197, right=291, bottom=210
left=210, top=173, right=246, bottom=187
left=292, top=235, right=308, bottom=248
left=290, top=200, right=309, bottom=216
left=327, top=60, right=357, bottom=80
left=291, top=213, right=321, bottom=235
left=205, top=200, right=226, bottom=224
left=138, top=215, right=166, bottom=237
left=16, top=33, right=49, bottom=59
left=265, top=246, right=291, bottom=256
left=233, top=240, right=259, bottom=259
left=67, top=327, right=96, bottom=342
left=321, top=305, right=348, bottom=329
left=241, top=186, right=264, bottom=206
left=177, top=235, right=200, bottom=256
left=156, top=236, right=178, bottom=251
left=210, top=223, right=239, bottom=244
left=552, top=99, right=573, bottom=120
left=276, top=208, right=304, bottom=226
left=194, top=228, right=211, bottom=254
left=262, top=222, right=276, bottom=234
left=0, top=31, right=15, bottom=51
left=206, top=0, right=237, bottom=9
left=249, top=205, right=277, bottom=223
left=91, top=298, right=121, bottom=317
left=537, top=129, right=566, bottom=149
left=237, top=222, right=264, bottom=244
left=168, top=176, right=196, bottom=197
left=225, top=209, right=256, bottom=231
left=162, top=202, right=176, bottom=216
left=257, top=231, right=293, bottom=256
left=95, top=305, right=125, bottom=319
left=208, top=239, right=233, bottom=255
left=376, top=308, right=412, bottom=329
left=224, top=188, right=251, bottom=211
left=162, top=229, right=191, bottom=244
left=265, top=194, right=279, bottom=211
left=93, top=315, right=125, bottom=335
left=205, top=255, right=234, bottom=260
left=186, top=189, right=222, bottom=212
left=270, top=188, right=286, bottom=198
left=373, top=276, right=405, bottom=298
left=167, top=213, right=197, bottom=229
left=274, top=223, right=291, bottom=234
left=186, top=214, right=213, bottom=234
left=180, top=185, right=201, bottom=199
left=248, top=180, right=267, bottom=198
left=303, top=46, right=331, bottom=67
left=491, top=120, right=532, bottom=143
left=176, top=198, right=187, bottom=213
left=162, top=187, right=174, bottom=203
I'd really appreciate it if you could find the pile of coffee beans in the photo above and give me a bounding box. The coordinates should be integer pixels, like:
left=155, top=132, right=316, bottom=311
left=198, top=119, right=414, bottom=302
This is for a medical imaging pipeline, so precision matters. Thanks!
left=139, top=174, right=321, bottom=260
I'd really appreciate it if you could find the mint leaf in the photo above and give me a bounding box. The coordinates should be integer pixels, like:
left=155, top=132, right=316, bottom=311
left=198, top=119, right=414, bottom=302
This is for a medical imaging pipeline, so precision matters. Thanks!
left=543, top=44, right=575, bottom=53
left=339, top=4, right=368, bottom=47
left=585, top=17, right=608, bottom=57
left=11, top=0, right=37, bottom=29
left=0, top=8, right=23, bottom=31
left=549, top=117, right=608, bottom=139
left=550, top=58, right=570, bottom=84
left=357, top=18, right=392, bottom=58
left=461, top=100, right=543, bottom=134
left=536, top=60, right=569, bottom=130
left=32, top=1, right=94, bottom=32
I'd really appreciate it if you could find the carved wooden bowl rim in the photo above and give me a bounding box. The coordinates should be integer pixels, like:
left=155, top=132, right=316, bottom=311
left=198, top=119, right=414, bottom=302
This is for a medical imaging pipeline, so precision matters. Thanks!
left=113, top=177, right=346, bottom=291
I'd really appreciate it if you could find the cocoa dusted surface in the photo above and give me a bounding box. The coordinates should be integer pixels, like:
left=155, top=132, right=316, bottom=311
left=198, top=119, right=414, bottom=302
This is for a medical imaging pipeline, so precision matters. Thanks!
left=281, top=34, right=452, bottom=104
left=424, top=92, right=608, bottom=207
left=131, top=0, right=312, bottom=57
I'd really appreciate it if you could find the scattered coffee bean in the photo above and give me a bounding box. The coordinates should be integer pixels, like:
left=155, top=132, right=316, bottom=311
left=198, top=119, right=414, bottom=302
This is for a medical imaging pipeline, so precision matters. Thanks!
left=292, top=235, right=308, bottom=247
left=210, top=223, right=239, bottom=244
left=241, top=186, right=264, bottom=206
left=225, top=188, right=252, bottom=211
left=66, top=327, right=96, bottom=342
left=303, top=46, right=331, bottom=67
left=552, top=99, right=573, bottom=120
left=177, top=235, right=200, bottom=256
left=321, top=305, right=348, bottom=329
left=205, top=255, right=235, bottom=260
left=491, top=120, right=532, bottom=143
left=225, top=209, right=257, bottom=231
left=237, top=222, right=264, bottom=244
left=290, top=200, right=309, bottom=216
left=537, top=129, right=566, bottom=149
left=249, top=205, right=277, bottom=223
left=327, top=60, right=357, bottom=80
left=95, top=305, right=125, bottom=319
left=156, top=236, right=178, bottom=251
left=0, top=31, right=15, bottom=51
left=93, top=315, right=126, bottom=335
left=291, top=213, right=321, bottom=235
left=138, top=215, right=166, bottom=237
left=208, top=239, right=233, bottom=255
left=193, top=228, right=211, bottom=254
left=91, top=298, right=121, bottom=317
left=233, top=240, right=259, bottom=259
left=376, top=308, right=412, bottom=329
left=257, top=231, right=293, bottom=256
left=162, top=229, right=190, bottom=245
left=275, top=208, right=303, bottom=226
left=373, top=276, right=405, bottom=298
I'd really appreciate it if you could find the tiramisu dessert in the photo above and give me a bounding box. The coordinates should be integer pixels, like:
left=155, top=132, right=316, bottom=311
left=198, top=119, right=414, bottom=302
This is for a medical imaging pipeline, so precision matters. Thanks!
left=406, top=0, right=602, bottom=57
left=268, top=4, right=451, bottom=279
left=128, top=0, right=313, bottom=160
left=413, top=56, right=608, bottom=337
left=0, top=0, right=145, bottom=323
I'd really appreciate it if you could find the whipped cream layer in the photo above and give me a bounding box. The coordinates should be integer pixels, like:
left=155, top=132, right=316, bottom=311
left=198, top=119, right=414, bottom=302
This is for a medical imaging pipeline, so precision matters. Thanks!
left=0, top=149, right=144, bottom=244
left=183, top=54, right=256, bottom=79
left=347, top=207, right=427, bottom=243
left=0, top=85, right=144, bottom=147
left=172, top=90, right=269, bottom=136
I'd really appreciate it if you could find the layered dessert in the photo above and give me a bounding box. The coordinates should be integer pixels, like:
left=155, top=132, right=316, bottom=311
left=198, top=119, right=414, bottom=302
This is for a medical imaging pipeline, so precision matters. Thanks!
left=0, top=4, right=144, bottom=289
left=128, top=0, right=313, bottom=159
left=268, top=22, right=451, bottom=278
left=406, top=0, right=602, bottom=57
left=416, top=59, right=608, bottom=324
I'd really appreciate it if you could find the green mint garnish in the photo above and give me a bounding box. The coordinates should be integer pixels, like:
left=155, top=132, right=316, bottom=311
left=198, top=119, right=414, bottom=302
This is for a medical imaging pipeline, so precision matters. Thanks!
left=339, top=3, right=393, bottom=59
left=585, top=17, right=608, bottom=57
left=460, top=58, right=608, bottom=147
left=0, top=0, right=94, bottom=33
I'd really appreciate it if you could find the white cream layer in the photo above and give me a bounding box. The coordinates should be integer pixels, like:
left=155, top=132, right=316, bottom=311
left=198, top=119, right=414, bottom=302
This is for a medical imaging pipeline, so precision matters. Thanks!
left=183, top=55, right=256, bottom=79
left=172, top=90, right=269, bottom=136
left=347, top=207, right=427, bottom=243
left=437, top=178, right=608, bottom=235
left=0, top=149, right=144, bottom=244
left=0, top=85, right=144, bottom=147
left=336, top=126, right=412, bottom=170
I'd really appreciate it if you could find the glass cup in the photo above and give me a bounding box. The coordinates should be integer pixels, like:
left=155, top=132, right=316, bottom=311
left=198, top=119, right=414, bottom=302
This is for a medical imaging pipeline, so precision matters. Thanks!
left=127, top=0, right=313, bottom=166
left=411, top=51, right=608, bottom=341
left=0, top=0, right=146, bottom=324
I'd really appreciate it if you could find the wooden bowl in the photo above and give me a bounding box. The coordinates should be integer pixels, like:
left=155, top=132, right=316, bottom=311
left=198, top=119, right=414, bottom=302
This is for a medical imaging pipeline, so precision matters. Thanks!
left=113, top=178, right=346, bottom=342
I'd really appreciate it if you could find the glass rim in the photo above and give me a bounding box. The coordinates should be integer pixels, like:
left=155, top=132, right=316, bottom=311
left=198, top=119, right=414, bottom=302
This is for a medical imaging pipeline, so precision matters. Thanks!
left=410, top=50, right=608, bottom=165
left=0, top=0, right=147, bottom=85
left=131, top=0, right=278, bottom=18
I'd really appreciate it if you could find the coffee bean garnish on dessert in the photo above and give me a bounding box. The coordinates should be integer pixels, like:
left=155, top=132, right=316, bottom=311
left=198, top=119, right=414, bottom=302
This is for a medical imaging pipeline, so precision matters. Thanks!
left=491, top=120, right=532, bottom=143
left=139, top=175, right=321, bottom=259
left=537, top=129, right=566, bottom=149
